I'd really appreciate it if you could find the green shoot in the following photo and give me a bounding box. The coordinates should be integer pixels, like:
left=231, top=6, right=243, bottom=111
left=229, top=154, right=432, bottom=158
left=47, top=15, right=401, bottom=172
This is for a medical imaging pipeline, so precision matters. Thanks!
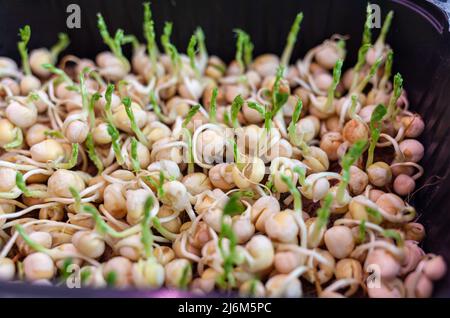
left=41, top=63, right=73, bottom=85
left=15, top=224, right=49, bottom=253
left=88, top=92, right=101, bottom=130
left=376, top=11, right=394, bottom=47
left=130, top=137, right=141, bottom=172
left=17, top=25, right=31, bottom=76
left=97, top=13, right=129, bottom=70
left=270, top=66, right=289, bottom=122
left=348, top=95, right=359, bottom=119
left=179, top=263, right=192, bottom=290
left=106, top=271, right=117, bottom=286
left=231, top=95, right=244, bottom=128
left=230, top=139, right=244, bottom=171
left=209, top=87, right=218, bottom=123
left=161, top=22, right=173, bottom=56
left=363, top=3, right=373, bottom=45
left=353, top=56, right=383, bottom=93
left=182, top=105, right=201, bottom=128
left=145, top=171, right=165, bottom=198
left=234, top=29, right=249, bottom=73
left=382, top=229, right=404, bottom=247
left=366, top=206, right=383, bottom=223
left=349, top=43, right=371, bottom=91
left=85, top=133, right=104, bottom=173
left=50, top=33, right=70, bottom=60
left=143, top=2, right=158, bottom=71
left=3, top=128, right=24, bottom=150
left=82, top=205, right=125, bottom=237
left=80, top=268, right=92, bottom=284
left=44, top=130, right=65, bottom=139
left=122, top=97, right=149, bottom=146
left=187, top=34, right=200, bottom=78
left=217, top=194, right=243, bottom=289
left=223, top=108, right=231, bottom=127
left=151, top=216, right=177, bottom=240
left=337, top=140, right=367, bottom=204
left=107, top=123, right=124, bottom=165
left=379, top=49, right=393, bottom=90
left=167, top=43, right=182, bottom=76
left=281, top=12, right=304, bottom=67
left=122, top=34, right=140, bottom=52
left=247, top=101, right=266, bottom=119
left=141, top=196, right=154, bottom=259
left=280, top=173, right=302, bottom=213
left=325, top=59, right=343, bottom=111
left=69, top=186, right=82, bottom=213
left=60, top=257, right=74, bottom=281
left=243, top=35, right=254, bottom=69
left=104, top=84, right=115, bottom=123
left=54, top=143, right=78, bottom=169
left=16, top=172, right=46, bottom=198
left=222, top=193, right=247, bottom=217
left=293, top=166, right=306, bottom=187
left=195, top=27, right=207, bottom=58
left=366, top=104, right=387, bottom=169
left=79, top=67, right=90, bottom=115
left=149, top=91, right=170, bottom=122
left=311, top=193, right=333, bottom=241
left=287, top=98, right=303, bottom=144
left=387, top=73, right=403, bottom=119
left=358, top=219, right=367, bottom=243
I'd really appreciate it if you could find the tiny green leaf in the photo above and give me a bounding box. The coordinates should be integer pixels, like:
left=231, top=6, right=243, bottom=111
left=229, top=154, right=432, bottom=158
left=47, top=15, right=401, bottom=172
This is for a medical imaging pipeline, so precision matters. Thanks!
left=17, top=25, right=31, bottom=76
left=281, top=12, right=304, bottom=67
left=182, top=105, right=201, bottom=128
left=231, top=95, right=244, bottom=128
left=209, top=87, right=218, bottom=124
left=366, top=104, right=387, bottom=168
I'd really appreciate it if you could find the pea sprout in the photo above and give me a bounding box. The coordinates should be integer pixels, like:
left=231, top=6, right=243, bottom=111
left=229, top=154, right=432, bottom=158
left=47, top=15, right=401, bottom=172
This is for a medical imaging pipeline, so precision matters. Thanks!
left=143, top=2, right=158, bottom=72
left=366, top=104, right=387, bottom=169
left=4, top=128, right=24, bottom=150
left=293, top=166, right=306, bottom=187
left=16, top=172, right=46, bottom=198
left=325, top=59, right=343, bottom=112
left=60, top=257, right=74, bottom=281
left=122, top=34, right=140, bottom=51
left=358, top=219, right=367, bottom=243
left=281, top=173, right=302, bottom=213
left=69, top=186, right=81, bottom=213
left=151, top=216, right=176, bottom=240
left=234, top=29, right=252, bottom=73
left=312, top=193, right=333, bottom=240
left=375, top=11, right=394, bottom=48
left=42, top=63, right=74, bottom=85
left=195, top=27, right=207, bottom=60
left=218, top=194, right=243, bottom=289
left=89, top=92, right=101, bottom=129
left=353, top=56, right=383, bottom=93
left=281, top=12, right=304, bottom=67
left=287, top=98, right=303, bottom=143
left=122, top=96, right=149, bottom=146
left=179, top=263, right=192, bottom=290
left=107, top=123, right=125, bottom=165
left=17, top=25, right=31, bottom=76
left=337, top=140, right=367, bottom=204
left=270, top=66, right=289, bottom=121
left=97, top=13, right=130, bottom=70
left=80, top=268, right=92, bottom=284
left=382, top=229, right=404, bottom=247
left=54, top=143, right=79, bottom=169
left=106, top=271, right=117, bottom=286
left=145, top=171, right=166, bottom=198
left=349, top=43, right=371, bottom=91
left=187, top=34, right=200, bottom=78
left=182, top=105, right=201, bottom=128
left=141, top=196, right=154, bottom=259
left=379, top=50, right=393, bottom=90
left=209, top=87, right=218, bottom=123
left=161, top=22, right=173, bottom=56
left=362, top=3, right=373, bottom=45
left=86, top=133, right=104, bottom=173
left=15, top=224, right=49, bottom=253
left=387, top=73, right=403, bottom=119
left=366, top=207, right=383, bottom=223
left=44, top=130, right=65, bottom=139
left=231, top=95, right=244, bottom=128
left=50, top=33, right=70, bottom=60
left=82, top=205, right=127, bottom=238
left=130, top=137, right=141, bottom=172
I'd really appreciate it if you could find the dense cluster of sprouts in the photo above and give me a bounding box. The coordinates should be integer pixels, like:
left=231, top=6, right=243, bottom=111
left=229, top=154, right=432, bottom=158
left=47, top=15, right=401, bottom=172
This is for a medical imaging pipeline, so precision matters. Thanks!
left=0, top=3, right=446, bottom=298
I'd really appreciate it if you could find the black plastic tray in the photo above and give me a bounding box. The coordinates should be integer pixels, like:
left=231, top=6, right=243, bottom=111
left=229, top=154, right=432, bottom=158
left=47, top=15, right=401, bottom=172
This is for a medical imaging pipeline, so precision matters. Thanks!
left=0, top=0, right=449, bottom=297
